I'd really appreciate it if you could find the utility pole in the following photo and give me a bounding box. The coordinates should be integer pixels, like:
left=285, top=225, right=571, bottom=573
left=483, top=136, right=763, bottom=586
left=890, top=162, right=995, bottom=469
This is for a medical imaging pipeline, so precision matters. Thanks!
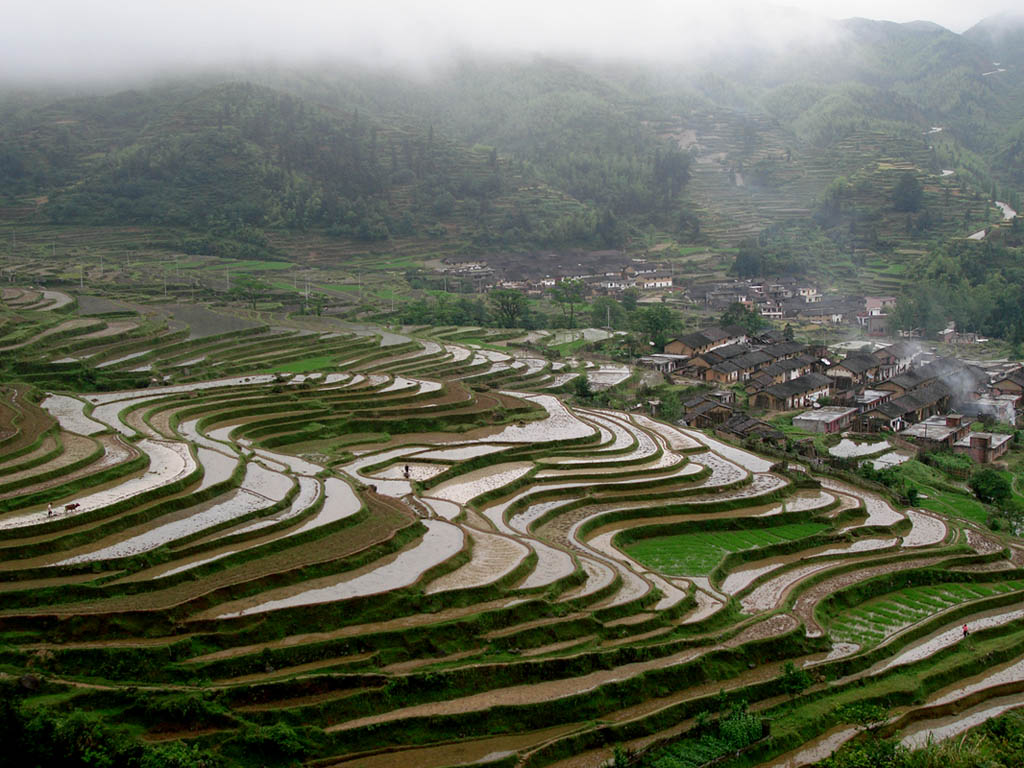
left=225, top=265, right=230, bottom=291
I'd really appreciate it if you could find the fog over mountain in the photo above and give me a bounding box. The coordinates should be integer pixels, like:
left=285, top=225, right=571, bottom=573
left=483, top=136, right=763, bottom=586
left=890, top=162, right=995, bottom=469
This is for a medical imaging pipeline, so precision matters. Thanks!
left=1, top=0, right=1018, bottom=84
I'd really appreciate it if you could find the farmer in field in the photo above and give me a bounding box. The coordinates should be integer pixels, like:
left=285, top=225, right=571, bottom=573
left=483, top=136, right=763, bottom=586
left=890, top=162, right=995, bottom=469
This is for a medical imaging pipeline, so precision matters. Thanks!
left=403, top=464, right=411, bottom=478
left=962, top=623, right=969, bottom=638
left=47, top=502, right=53, bottom=518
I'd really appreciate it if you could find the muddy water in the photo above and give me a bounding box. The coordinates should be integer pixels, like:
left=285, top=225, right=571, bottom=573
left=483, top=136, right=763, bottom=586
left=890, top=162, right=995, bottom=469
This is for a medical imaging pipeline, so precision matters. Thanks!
left=740, top=560, right=835, bottom=613
left=545, top=372, right=580, bottom=389
left=871, top=450, right=913, bottom=470
left=195, top=447, right=240, bottom=492
left=507, top=499, right=576, bottom=535
left=425, top=527, right=529, bottom=594
left=370, top=463, right=447, bottom=481
left=902, top=509, right=947, bottom=547
left=328, top=642, right=705, bottom=734
left=902, top=693, right=1024, bottom=749
left=680, top=428, right=774, bottom=472
left=878, top=608, right=1024, bottom=672
left=286, top=477, right=361, bottom=536
left=40, top=289, right=73, bottom=309
left=646, top=573, right=688, bottom=610
left=413, top=444, right=508, bottom=461
left=221, top=520, right=465, bottom=617
left=321, top=723, right=581, bottom=768
left=420, top=497, right=461, bottom=521
left=252, top=448, right=322, bottom=477
left=58, top=488, right=270, bottom=564
left=630, top=413, right=701, bottom=451
left=995, top=201, right=1017, bottom=220
left=87, top=375, right=279, bottom=407
left=928, top=656, right=1024, bottom=707
left=722, top=562, right=783, bottom=595
left=518, top=540, right=575, bottom=589
left=821, top=478, right=904, bottom=529
left=767, top=725, right=859, bottom=767
left=683, top=588, right=724, bottom=623
left=96, top=350, right=153, bottom=368
left=224, top=476, right=322, bottom=538
left=829, top=439, right=888, bottom=458
left=563, top=556, right=616, bottom=599
left=1, top=439, right=191, bottom=530
left=57, top=460, right=293, bottom=563
left=177, top=418, right=233, bottom=454
left=484, top=393, right=595, bottom=443
left=40, top=394, right=106, bottom=435
left=430, top=462, right=534, bottom=505
left=444, top=344, right=471, bottom=362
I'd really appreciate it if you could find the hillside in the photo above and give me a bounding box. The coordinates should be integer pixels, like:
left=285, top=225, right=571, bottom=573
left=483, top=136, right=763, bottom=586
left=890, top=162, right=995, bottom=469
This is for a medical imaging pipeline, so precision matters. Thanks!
left=0, top=14, right=1022, bottom=286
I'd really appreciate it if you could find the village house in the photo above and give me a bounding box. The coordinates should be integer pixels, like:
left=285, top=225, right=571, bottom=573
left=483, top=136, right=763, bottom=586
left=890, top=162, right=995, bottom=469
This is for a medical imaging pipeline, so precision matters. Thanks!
left=991, top=369, right=1024, bottom=400
left=793, top=406, right=860, bottom=434
left=639, top=275, right=673, bottom=290
left=953, top=432, right=1012, bottom=463
left=860, top=381, right=953, bottom=432
left=752, top=372, right=833, bottom=411
left=872, top=341, right=921, bottom=379
left=856, top=389, right=893, bottom=412
left=866, top=314, right=890, bottom=337
left=827, top=353, right=882, bottom=391
left=664, top=325, right=749, bottom=356
left=715, top=413, right=786, bottom=447
left=900, top=414, right=972, bottom=451
left=681, top=396, right=735, bottom=428
left=637, top=354, right=690, bottom=374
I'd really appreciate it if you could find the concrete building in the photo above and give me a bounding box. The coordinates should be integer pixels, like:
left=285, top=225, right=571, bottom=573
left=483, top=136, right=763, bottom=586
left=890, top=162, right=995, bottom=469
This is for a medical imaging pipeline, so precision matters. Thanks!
left=954, top=432, right=1012, bottom=463
left=793, top=406, right=860, bottom=434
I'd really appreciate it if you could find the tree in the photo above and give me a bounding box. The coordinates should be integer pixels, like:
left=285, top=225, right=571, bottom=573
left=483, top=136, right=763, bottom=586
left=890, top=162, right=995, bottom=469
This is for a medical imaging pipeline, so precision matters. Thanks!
left=721, top=302, right=766, bottom=334
left=620, top=288, right=639, bottom=313
left=732, top=238, right=764, bottom=277
left=783, top=323, right=794, bottom=341
left=307, top=292, right=328, bottom=317
left=488, top=288, right=527, bottom=328
left=231, top=275, right=269, bottom=309
left=634, top=304, right=678, bottom=349
left=591, top=296, right=627, bottom=330
left=892, top=171, right=923, bottom=213
left=572, top=374, right=593, bottom=400
left=969, top=468, right=1011, bottom=504
left=659, top=390, right=682, bottom=422
left=551, top=278, right=586, bottom=329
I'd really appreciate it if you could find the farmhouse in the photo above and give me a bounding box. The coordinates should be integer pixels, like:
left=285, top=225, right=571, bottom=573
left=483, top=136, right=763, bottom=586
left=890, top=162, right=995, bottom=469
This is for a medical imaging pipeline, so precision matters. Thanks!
left=681, top=396, right=735, bottom=428
left=954, top=431, right=1012, bottom=463
left=900, top=414, right=971, bottom=450
left=827, top=353, right=882, bottom=391
left=792, top=406, right=859, bottom=434
left=752, top=372, right=833, bottom=411
left=664, top=325, right=748, bottom=356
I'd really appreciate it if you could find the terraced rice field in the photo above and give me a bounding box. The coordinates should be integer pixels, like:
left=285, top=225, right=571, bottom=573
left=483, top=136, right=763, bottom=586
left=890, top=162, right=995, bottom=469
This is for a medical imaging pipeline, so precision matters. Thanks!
left=1, top=293, right=1023, bottom=767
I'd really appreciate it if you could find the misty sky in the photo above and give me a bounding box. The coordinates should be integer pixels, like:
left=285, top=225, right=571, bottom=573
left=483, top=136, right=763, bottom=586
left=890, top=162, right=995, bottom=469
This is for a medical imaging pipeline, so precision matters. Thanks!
left=1, top=1, right=1017, bottom=82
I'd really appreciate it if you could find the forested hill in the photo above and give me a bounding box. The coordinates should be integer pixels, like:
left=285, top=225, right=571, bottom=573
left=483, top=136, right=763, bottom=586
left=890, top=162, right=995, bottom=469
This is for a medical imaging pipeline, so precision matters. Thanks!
left=1, top=13, right=1023, bottom=259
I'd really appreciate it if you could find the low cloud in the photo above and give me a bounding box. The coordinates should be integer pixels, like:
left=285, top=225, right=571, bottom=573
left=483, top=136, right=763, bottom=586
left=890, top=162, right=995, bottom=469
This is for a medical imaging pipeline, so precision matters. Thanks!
left=0, top=0, right=1014, bottom=85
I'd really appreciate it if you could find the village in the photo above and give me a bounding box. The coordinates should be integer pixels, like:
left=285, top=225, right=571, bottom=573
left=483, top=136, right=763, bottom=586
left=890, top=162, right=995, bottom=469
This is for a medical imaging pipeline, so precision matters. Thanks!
left=643, top=321, right=1022, bottom=475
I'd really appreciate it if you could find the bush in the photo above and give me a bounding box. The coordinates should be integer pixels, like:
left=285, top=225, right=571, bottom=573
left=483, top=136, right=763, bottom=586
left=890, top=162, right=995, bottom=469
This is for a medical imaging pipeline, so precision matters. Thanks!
left=969, top=468, right=1011, bottom=504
